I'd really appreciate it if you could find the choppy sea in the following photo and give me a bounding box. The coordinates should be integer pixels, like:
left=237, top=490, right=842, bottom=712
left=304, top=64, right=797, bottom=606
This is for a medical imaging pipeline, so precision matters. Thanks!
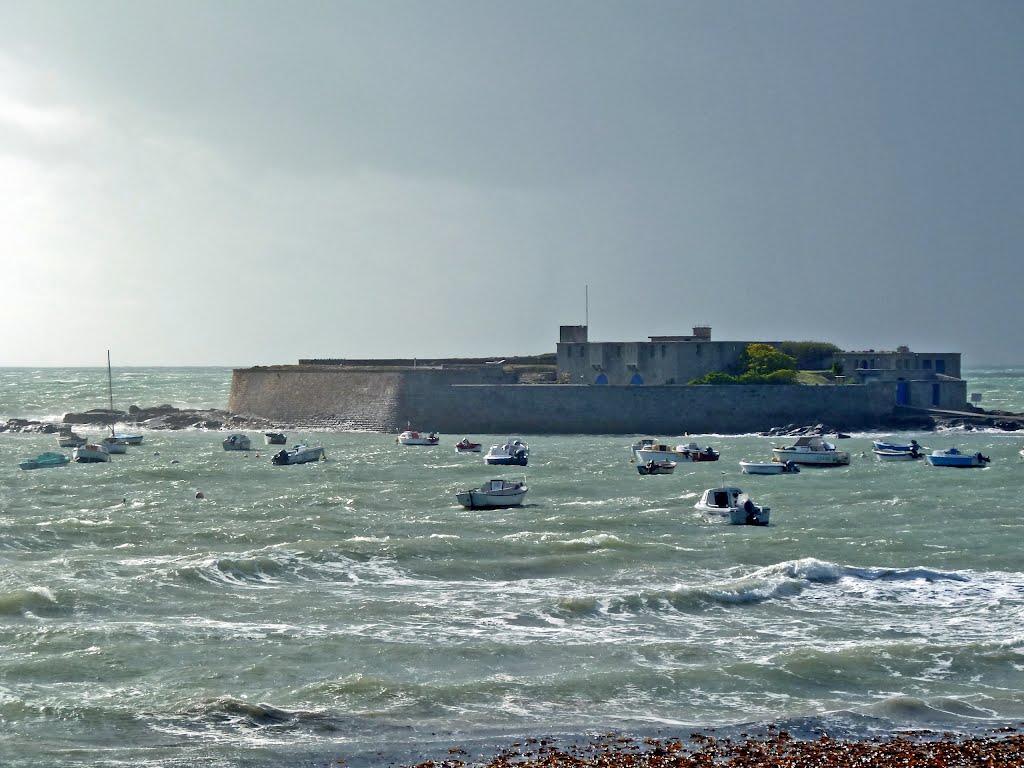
left=2, top=366, right=1024, bottom=767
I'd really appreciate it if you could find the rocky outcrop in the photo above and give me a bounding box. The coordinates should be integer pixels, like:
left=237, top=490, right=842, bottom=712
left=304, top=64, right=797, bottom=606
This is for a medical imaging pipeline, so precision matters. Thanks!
left=0, top=405, right=279, bottom=434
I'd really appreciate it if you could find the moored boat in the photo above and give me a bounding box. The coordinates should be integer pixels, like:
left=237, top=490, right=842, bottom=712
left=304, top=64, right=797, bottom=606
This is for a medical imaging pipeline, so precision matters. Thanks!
left=19, top=451, right=71, bottom=470
left=264, top=432, right=287, bottom=445
left=271, top=444, right=326, bottom=465
left=222, top=434, right=252, bottom=451
left=739, top=460, right=800, bottom=475
left=56, top=429, right=87, bottom=448
left=771, top=436, right=850, bottom=466
left=694, top=486, right=770, bottom=526
left=873, top=447, right=923, bottom=461
left=455, top=438, right=482, bottom=452
left=484, top=439, right=529, bottom=466
left=925, top=448, right=990, bottom=468
left=873, top=438, right=922, bottom=453
left=73, top=443, right=111, bottom=463
left=455, top=478, right=528, bottom=509
left=398, top=430, right=439, bottom=446
left=635, top=441, right=719, bottom=464
left=636, top=459, right=676, bottom=475
left=100, top=436, right=129, bottom=454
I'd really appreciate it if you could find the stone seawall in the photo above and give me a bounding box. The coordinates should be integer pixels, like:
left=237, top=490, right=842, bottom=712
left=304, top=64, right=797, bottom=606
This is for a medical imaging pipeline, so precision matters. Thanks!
left=230, top=367, right=899, bottom=434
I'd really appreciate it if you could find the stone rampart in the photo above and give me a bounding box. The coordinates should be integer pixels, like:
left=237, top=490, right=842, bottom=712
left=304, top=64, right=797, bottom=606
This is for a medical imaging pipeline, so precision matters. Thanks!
left=229, top=366, right=899, bottom=434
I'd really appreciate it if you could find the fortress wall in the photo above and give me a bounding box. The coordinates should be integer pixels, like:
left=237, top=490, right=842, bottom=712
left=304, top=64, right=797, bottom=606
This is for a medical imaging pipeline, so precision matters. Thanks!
left=395, top=377, right=898, bottom=434
left=230, top=367, right=898, bottom=434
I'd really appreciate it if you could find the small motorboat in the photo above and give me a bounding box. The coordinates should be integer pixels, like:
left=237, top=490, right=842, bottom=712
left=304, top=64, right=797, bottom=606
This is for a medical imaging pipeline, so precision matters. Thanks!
left=56, top=429, right=87, bottom=448
left=771, top=436, right=850, bottom=466
left=484, top=439, right=529, bottom=466
left=635, top=441, right=719, bottom=463
left=264, top=432, right=287, bottom=445
left=694, top=486, right=770, bottom=526
left=271, top=444, right=326, bottom=465
left=73, top=443, right=111, bottom=463
left=398, top=430, right=440, bottom=446
left=739, top=460, right=800, bottom=475
left=100, top=436, right=128, bottom=455
left=924, top=448, right=990, bottom=468
left=456, top=479, right=528, bottom=509
left=455, top=438, right=482, bottom=452
left=223, top=433, right=252, bottom=451
left=19, top=451, right=71, bottom=470
left=872, top=438, right=921, bottom=453
left=873, top=447, right=923, bottom=461
left=636, top=459, right=676, bottom=475
left=111, top=431, right=144, bottom=445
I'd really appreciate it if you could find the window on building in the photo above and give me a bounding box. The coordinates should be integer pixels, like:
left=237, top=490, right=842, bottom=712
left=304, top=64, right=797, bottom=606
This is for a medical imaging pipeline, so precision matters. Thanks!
left=923, top=359, right=932, bottom=369
left=661, top=345, right=666, bottom=358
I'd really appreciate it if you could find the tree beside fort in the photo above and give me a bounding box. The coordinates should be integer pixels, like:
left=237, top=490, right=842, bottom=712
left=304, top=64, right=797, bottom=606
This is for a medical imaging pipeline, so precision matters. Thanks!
left=689, top=343, right=799, bottom=385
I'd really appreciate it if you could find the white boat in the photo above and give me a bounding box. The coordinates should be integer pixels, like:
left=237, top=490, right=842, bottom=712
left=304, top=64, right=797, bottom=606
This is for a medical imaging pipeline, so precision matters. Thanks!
left=873, top=438, right=921, bottom=453
left=636, top=459, right=676, bottom=475
left=873, top=447, right=923, bottom=461
left=771, top=436, right=850, bottom=466
left=739, top=460, right=800, bottom=475
left=264, top=432, right=287, bottom=445
left=398, top=430, right=439, bottom=446
left=635, top=441, right=719, bottom=464
left=19, top=451, right=71, bottom=470
left=56, top=429, right=87, bottom=448
left=694, top=486, right=770, bottom=526
left=484, top=439, right=529, bottom=466
left=271, top=444, right=325, bottom=465
left=73, top=443, right=111, bottom=463
left=925, top=448, right=990, bottom=468
left=222, top=433, right=252, bottom=451
left=100, top=436, right=128, bottom=454
left=629, top=438, right=656, bottom=461
left=456, top=479, right=528, bottom=509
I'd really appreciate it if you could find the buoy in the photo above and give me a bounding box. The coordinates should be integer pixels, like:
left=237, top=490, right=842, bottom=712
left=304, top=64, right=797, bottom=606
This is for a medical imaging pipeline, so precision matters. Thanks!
left=195, top=491, right=205, bottom=500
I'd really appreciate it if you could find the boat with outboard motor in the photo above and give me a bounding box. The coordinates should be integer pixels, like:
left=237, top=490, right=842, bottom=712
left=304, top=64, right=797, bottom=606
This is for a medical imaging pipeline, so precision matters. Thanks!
left=56, top=429, right=87, bottom=448
left=223, top=433, right=252, bottom=451
left=455, top=478, right=528, bottom=509
left=264, top=432, right=287, bottom=445
left=271, top=444, right=326, bottom=465
left=739, top=460, right=800, bottom=475
left=484, top=439, right=529, bottom=466
left=694, top=486, right=770, bottom=526
left=455, top=438, right=482, bottom=452
left=924, top=448, right=990, bottom=468
left=771, top=436, right=850, bottom=466
left=635, top=441, right=719, bottom=464
left=636, top=459, right=677, bottom=475
left=398, top=430, right=439, bottom=446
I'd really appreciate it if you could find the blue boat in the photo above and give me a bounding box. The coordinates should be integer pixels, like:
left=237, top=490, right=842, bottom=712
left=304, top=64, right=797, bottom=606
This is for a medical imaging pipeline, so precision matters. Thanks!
left=924, top=448, right=990, bottom=468
left=19, top=451, right=71, bottom=470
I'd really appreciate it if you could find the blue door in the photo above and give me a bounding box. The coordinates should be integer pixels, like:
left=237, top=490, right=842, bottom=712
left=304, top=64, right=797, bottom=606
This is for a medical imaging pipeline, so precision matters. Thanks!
left=932, top=383, right=941, bottom=406
left=896, top=381, right=909, bottom=405
left=629, top=373, right=644, bottom=385
left=935, top=359, right=946, bottom=374
left=595, top=373, right=608, bottom=385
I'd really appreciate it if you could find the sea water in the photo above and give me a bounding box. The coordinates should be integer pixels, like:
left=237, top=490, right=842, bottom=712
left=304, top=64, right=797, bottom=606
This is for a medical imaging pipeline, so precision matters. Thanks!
left=1, top=367, right=1024, bottom=767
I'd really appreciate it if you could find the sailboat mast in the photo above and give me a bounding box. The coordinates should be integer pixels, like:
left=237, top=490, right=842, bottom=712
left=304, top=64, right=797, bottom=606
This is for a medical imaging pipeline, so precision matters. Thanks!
left=107, top=350, right=114, bottom=437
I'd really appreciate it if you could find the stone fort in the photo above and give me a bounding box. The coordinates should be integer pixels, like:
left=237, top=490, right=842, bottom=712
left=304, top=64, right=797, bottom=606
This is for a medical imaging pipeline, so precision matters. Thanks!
left=227, top=326, right=967, bottom=434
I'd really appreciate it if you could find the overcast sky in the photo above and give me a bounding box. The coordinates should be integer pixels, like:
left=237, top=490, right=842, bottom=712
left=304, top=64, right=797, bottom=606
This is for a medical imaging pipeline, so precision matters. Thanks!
left=1, top=1, right=1021, bottom=367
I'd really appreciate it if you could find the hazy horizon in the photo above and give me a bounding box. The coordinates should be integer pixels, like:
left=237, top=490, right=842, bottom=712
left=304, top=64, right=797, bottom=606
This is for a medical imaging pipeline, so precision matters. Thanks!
left=2, top=1, right=1021, bottom=367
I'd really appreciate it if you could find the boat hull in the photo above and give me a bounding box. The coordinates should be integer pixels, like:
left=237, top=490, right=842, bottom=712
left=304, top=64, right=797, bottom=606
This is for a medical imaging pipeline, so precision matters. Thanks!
left=456, top=481, right=528, bottom=509
left=771, top=449, right=850, bottom=466
left=637, top=460, right=676, bottom=475
left=739, top=461, right=785, bottom=475
left=101, top=438, right=128, bottom=454
left=223, top=435, right=252, bottom=451
left=873, top=449, right=921, bottom=461
left=264, top=433, right=287, bottom=445
left=73, top=445, right=111, bottom=463
left=19, top=452, right=71, bottom=470
left=925, top=452, right=988, bottom=468
left=271, top=446, right=325, bottom=465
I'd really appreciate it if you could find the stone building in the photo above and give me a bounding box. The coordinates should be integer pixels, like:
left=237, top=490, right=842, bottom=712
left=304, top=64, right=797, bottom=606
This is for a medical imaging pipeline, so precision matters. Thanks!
left=556, top=325, right=759, bottom=385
